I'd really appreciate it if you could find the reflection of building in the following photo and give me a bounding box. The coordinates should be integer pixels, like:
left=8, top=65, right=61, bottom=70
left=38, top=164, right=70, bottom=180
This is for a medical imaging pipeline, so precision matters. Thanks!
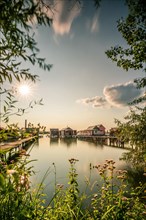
left=60, top=127, right=77, bottom=138
left=50, top=129, right=59, bottom=138
left=60, top=137, right=77, bottom=147
left=50, top=137, right=59, bottom=145
left=78, top=125, right=106, bottom=137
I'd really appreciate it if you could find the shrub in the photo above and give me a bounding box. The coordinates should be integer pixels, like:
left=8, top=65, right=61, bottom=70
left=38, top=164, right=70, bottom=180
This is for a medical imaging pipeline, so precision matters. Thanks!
left=0, top=157, right=145, bottom=220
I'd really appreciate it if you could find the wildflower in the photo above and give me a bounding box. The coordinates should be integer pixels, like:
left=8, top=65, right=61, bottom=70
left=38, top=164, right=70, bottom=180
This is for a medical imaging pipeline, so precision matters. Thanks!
left=93, top=193, right=98, bottom=198
left=122, top=170, right=127, bottom=174
left=7, top=169, right=17, bottom=175
left=117, top=175, right=125, bottom=179
left=116, top=170, right=123, bottom=174
left=103, top=163, right=108, bottom=168
left=69, top=158, right=79, bottom=164
left=109, top=159, right=114, bottom=163
left=20, top=174, right=29, bottom=189
left=94, top=165, right=100, bottom=169
left=121, top=197, right=128, bottom=201
left=56, top=184, right=64, bottom=189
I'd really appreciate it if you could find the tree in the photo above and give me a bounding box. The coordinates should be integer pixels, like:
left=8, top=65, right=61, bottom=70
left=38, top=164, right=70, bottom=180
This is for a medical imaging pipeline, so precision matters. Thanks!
left=0, top=0, right=52, bottom=123
left=105, top=0, right=146, bottom=169
left=106, top=0, right=146, bottom=103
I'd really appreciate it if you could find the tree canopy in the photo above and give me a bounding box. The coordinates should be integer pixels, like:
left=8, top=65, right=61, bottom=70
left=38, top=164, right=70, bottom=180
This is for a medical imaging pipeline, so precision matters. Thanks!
left=106, top=0, right=146, bottom=104
left=0, top=0, right=53, bottom=84
left=0, top=0, right=53, bottom=123
left=105, top=0, right=146, bottom=168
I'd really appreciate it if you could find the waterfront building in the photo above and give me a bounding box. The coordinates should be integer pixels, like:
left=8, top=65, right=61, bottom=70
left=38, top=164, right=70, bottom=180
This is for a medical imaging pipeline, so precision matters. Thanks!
left=60, top=127, right=77, bottom=138
left=77, top=124, right=106, bottom=137
left=50, top=128, right=59, bottom=138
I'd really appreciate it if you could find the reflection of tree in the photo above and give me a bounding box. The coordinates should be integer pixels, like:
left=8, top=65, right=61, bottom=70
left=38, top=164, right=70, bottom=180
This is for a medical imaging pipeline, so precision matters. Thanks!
left=121, top=149, right=146, bottom=189
left=126, top=165, right=146, bottom=188
left=33, top=138, right=39, bottom=148
left=122, top=149, right=145, bottom=167
left=60, top=138, right=77, bottom=148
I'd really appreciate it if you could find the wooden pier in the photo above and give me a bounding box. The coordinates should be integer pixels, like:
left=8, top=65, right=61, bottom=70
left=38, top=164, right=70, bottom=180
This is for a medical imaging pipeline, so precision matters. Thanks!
left=77, top=135, right=125, bottom=148
left=0, top=136, right=37, bottom=161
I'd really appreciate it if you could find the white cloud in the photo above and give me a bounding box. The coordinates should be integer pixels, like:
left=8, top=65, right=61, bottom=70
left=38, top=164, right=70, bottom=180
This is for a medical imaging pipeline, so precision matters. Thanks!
left=86, top=13, right=99, bottom=33
left=76, top=96, right=107, bottom=108
left=43, top=0, right=81, bottom=35
left=91, top=15, right=99, bottom=33
left=103, top=81, right=143, bottom=107
left=77, top=81, right=144, bottom=108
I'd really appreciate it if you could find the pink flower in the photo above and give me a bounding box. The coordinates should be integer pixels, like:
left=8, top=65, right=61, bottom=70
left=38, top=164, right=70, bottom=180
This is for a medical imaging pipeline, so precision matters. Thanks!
left=7, top=169, right=17, bottom=175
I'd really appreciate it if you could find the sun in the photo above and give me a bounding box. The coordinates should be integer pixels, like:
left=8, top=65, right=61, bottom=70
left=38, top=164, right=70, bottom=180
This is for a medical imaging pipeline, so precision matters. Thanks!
left=18, top=84, right=31, bottom=96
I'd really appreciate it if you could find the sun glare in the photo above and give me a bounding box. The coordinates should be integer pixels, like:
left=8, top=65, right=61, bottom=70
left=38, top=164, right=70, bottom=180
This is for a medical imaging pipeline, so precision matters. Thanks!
left=18, top=84, right=31, bottom=96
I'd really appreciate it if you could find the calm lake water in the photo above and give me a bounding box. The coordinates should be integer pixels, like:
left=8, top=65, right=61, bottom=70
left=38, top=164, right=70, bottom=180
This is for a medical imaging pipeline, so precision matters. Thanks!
left=27, top=136, right=129, bottom=200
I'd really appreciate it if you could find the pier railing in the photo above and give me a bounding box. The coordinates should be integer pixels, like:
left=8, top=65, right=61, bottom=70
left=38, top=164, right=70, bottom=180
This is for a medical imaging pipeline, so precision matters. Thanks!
left=0, top=136, right=37, bottom=161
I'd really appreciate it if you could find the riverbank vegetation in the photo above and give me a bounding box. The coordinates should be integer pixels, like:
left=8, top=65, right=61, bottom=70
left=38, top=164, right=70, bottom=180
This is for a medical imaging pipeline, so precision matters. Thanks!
left=0, top=0, right=146, bottom=219
left=0, top=156, right=145, bottom=220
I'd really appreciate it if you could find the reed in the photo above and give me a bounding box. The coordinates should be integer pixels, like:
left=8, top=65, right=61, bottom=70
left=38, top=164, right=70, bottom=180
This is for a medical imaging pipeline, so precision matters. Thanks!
left=0, top=156, right=145, bottom=220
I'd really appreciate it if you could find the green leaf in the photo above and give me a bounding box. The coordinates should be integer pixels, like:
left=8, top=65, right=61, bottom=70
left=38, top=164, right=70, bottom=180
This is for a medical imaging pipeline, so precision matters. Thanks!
left=0, top=174, right=5, bottom=189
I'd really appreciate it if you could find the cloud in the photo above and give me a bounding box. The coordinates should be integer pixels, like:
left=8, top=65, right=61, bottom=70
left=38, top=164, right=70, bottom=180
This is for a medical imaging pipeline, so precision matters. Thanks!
left=77, top=81, right=144, bottom=108
left=76, top=96, right=107, bottom=108
left=91, top=15, right=99, bottom=33
left=103, top=81, right=143, bottom=107
left=43, top=0, right=81, bottom=35
left=86, top=14, right=99, bottom=33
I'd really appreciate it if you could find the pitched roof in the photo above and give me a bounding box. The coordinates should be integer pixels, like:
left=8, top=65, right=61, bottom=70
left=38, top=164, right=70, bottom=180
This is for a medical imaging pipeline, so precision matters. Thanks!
left=87, top=124, right=105, bottom=130
left=87, top=125, right=99, bottom=130
left=61, top=127, right=73, bottom=131
left=97, top=124, right=105, bottom=129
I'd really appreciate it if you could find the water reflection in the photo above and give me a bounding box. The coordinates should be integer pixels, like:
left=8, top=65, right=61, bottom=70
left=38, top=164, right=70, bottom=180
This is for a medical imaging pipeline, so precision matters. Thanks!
left=33, top=138, right=40, bottom=148
left=28, top=137, right=128, bottom=179
left=50, top=138, right=59, bottom=146
left=27, top=137, right=129, bottom=202
left=126, top=166, right=146, bottom=187
left=60, top=138, right=77, bottom=147
left=21, top=136, right=145, bottom=206
left=81, top=140, right=104, bottom=149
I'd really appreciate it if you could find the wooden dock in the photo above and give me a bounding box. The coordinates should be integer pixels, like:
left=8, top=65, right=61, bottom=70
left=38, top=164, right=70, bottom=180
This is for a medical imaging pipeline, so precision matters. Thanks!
left=0, top=136, right=37, bottom=161
left=77, top=135, right=125, bottom=148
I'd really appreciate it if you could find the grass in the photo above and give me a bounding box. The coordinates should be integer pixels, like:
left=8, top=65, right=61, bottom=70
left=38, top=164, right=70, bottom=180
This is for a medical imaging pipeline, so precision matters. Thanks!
left=0, top=155, right=146, bottom=220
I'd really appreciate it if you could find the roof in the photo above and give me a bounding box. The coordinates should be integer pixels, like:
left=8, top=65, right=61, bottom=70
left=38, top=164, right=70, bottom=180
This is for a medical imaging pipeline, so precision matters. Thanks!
left=61, top=127, right=73, bottom=131
left=97, top=124, right=105, bottom=129
left=87, top=124, right=105, bottom=130
left=50, top=128, right=59, bottom=131
left=87, top=126, right=99, bottom=130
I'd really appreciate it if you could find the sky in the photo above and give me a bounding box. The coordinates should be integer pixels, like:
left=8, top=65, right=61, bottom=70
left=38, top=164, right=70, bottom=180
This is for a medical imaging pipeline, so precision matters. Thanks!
left=4, top=0, right=144, bottom=131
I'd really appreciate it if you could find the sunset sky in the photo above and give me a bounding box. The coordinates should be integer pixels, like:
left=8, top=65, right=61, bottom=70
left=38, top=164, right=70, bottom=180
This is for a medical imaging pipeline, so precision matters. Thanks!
left=6, top=0, right=144, bottom=131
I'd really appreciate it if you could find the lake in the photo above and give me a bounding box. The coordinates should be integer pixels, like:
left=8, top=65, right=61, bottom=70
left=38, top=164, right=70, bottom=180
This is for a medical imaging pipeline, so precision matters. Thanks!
left=27, top=136, right=129, bottom=201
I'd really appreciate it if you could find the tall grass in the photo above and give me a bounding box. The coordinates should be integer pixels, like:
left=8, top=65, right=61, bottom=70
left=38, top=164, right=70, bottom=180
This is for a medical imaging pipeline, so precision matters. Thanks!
left=0, top=155, right=145, bottom=220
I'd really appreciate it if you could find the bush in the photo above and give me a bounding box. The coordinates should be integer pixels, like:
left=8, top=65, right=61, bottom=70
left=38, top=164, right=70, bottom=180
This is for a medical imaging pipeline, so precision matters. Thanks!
left=0, top=157, right=145, bottom=220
